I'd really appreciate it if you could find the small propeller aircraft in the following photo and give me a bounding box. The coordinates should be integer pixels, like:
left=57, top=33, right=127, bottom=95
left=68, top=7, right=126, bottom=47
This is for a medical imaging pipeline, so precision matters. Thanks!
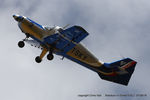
left=13, top=14, right=137, bottom=86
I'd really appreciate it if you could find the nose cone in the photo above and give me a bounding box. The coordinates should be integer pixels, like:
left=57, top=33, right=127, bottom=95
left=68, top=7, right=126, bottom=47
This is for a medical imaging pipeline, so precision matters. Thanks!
left=13, top=14, right=16, bottom=18
left=13, top=14, right=24, bottom=22
left=13, top=14, right=19, bottom=20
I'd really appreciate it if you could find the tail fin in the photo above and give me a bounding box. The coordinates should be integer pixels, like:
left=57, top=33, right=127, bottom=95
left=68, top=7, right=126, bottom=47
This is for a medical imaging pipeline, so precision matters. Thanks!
left=98, top=58, right=137, bottom=86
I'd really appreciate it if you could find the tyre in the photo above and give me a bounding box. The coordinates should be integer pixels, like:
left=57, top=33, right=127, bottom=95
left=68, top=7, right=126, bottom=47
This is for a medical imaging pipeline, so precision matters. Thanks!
left=18, top=41, right=25, bottom=48
left=47, top=54, right=54, bottom=60
left=35, top=56, right=42, bottom=63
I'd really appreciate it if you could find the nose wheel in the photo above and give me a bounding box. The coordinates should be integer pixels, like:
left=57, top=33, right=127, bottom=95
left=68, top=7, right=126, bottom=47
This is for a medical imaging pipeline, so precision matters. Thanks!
left=18, top=33, right=29, bottom=48
left=18, top=41, right=25, bottom=48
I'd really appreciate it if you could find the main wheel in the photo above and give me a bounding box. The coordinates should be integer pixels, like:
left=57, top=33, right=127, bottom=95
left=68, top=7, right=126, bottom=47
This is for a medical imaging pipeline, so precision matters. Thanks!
left=18, top=41, right=25, bottom=48
left=47, top=54, right=54, bottom=60
left=35, top=56, right=42, bottom=63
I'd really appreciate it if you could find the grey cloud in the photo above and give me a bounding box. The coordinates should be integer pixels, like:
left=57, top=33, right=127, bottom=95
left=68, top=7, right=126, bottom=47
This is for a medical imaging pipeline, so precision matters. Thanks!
left=0, top=0, right=150, bottom=100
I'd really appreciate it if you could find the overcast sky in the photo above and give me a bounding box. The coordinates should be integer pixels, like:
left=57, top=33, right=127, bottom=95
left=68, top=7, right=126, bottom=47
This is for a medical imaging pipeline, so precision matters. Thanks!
left=0, top=0, right=150, bottom=100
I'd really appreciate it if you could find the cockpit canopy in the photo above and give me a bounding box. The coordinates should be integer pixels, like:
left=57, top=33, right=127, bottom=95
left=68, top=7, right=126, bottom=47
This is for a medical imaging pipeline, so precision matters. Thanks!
left=44, top=26, right=54, bottom=31
left=44, top=26, right=63, bottom=32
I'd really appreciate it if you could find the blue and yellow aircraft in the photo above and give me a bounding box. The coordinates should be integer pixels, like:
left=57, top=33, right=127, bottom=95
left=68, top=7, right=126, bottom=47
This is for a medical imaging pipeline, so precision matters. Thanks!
left=13, top=14, right=137, bottom=86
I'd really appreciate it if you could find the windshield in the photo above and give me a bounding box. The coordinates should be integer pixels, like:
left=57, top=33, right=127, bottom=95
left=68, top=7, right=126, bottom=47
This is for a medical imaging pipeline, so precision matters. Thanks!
left=44, top=26, right=54, bottom=31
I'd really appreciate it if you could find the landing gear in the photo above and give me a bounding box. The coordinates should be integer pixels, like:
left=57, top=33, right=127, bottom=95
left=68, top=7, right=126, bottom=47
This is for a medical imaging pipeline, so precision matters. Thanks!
left=47, top=53, right=54, bottom=60
left=34, top=48, right=48, bottom=63
left=35, top=56, right=42, bottom=63
left=18, top=41, right=25, bottom=48
left=18, top=33, right=30, bottom=48
left=34, top=48, right=54, bottom=63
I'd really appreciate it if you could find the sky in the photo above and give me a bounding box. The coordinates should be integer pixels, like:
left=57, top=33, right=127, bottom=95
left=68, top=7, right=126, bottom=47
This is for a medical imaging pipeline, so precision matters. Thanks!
left=0, top=0, right=150, bottom=100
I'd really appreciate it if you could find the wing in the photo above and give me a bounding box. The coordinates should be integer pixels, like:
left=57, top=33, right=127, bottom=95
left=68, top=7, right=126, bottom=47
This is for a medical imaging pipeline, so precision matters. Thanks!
left=59, top=26, right=89, bottom=43
left=43, top=26, right=89, bottom=53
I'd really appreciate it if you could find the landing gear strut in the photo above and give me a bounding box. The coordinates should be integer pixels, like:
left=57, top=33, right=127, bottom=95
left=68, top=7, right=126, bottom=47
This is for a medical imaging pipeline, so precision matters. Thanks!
left=35, top=48, right=48, bottom=63
left=47, top=48, right=54, bottom=60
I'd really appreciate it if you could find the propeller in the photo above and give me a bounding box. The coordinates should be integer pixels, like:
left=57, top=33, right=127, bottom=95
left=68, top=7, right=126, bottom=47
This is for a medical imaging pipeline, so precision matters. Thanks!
left=63, top=24, right=70, bottom=29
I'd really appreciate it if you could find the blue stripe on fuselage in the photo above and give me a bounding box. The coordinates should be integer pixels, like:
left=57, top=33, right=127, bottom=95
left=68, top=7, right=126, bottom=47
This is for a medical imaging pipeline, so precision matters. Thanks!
left=27, top=18, right=44, bottom=30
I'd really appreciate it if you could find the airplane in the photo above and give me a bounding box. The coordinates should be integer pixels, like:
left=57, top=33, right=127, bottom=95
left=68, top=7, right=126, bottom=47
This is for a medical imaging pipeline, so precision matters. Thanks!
left=13, top=14, right=137, bottom=86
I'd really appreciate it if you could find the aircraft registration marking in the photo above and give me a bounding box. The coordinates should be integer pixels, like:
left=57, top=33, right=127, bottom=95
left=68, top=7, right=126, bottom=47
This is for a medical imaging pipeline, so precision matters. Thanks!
left=71, top=47, right=87, bottom=61
left=67, top=44, right=103, bottom=67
